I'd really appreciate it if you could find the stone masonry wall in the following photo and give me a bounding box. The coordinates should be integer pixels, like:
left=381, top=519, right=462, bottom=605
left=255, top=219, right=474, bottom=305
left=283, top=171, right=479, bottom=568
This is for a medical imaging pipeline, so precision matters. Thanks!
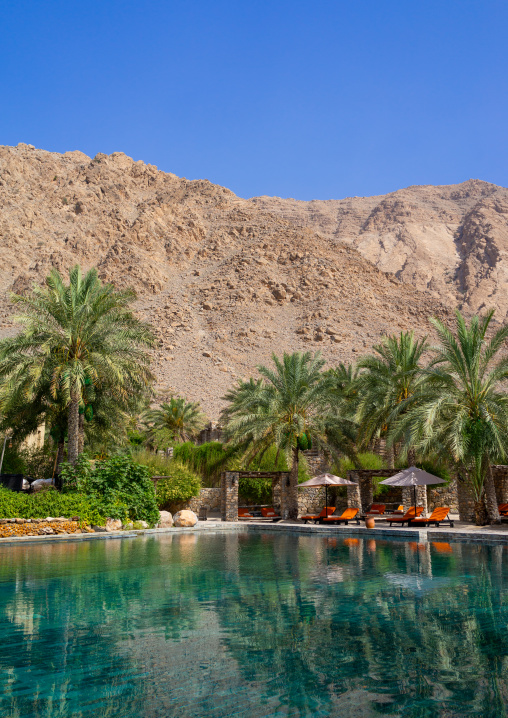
left=221, top=472, right=239, bottom=522
left=457, top=479, right=475, bottom=523
left=188, top=488, right=221, bottom=513
left=167, top=483, right=357, bottom=518
left=297, top=487, right=348, bottom=516
left=428, top=480, right=458, bottom=513
left=492, top=466, right=508, bottom=504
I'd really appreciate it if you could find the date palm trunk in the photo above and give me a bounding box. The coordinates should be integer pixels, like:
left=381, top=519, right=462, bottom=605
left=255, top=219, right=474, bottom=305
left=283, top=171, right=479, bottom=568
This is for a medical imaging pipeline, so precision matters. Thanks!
left=53, top=436, right=66, bottom=477
left=474, top=498, right=488, bottom=526
left=287, top=446, right=300, bottom=520
left=67, top=393, right=80, bottom=466
left=78, top=414, right=85, bottom=455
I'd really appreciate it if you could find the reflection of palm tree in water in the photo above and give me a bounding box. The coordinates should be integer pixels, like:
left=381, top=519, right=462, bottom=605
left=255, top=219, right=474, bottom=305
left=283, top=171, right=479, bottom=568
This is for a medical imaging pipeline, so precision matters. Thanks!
left=3, top=535, right=508, bottom=717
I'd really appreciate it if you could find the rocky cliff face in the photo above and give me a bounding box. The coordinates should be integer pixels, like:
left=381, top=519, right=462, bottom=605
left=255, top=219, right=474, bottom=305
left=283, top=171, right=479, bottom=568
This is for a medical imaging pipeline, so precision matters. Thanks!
left=251, top=180, right=508, bottom=320
left=2, top=144, right=497, bottom=417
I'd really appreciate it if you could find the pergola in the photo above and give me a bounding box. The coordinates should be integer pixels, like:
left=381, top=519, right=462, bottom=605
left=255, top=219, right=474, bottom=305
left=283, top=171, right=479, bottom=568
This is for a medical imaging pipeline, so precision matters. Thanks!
left=220, top=471, right=290, bottom=521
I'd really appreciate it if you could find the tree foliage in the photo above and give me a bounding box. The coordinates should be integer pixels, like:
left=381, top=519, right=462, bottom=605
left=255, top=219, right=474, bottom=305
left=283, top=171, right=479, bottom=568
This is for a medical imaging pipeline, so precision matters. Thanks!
left=143, top=396, right=207, bottom=447
left=0, top=266, right=154, bottom=464
left=396, top=310, right=508, bottom=524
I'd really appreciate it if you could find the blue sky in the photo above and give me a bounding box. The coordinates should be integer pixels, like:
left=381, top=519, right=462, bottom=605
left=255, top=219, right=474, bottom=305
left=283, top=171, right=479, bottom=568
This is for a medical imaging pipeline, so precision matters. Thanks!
left=1, top=1, right=506, bottom=199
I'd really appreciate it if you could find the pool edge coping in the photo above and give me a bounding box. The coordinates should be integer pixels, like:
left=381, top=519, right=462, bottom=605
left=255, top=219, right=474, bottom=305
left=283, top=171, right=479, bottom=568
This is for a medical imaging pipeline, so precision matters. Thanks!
left=2, top=520, right=508, bottom=546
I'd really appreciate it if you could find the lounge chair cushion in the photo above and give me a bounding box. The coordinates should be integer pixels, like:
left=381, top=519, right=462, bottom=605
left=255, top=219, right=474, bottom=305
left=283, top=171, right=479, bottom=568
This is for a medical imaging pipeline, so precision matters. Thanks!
left=389, top=507, right=424, bottom=523
left=410, top=507, right=451, bottom=524
left=323, top=508, right=359, bottom=522
left=300, top=507, right=335, bottom=521
left=261, top=507, right=280, bottom=518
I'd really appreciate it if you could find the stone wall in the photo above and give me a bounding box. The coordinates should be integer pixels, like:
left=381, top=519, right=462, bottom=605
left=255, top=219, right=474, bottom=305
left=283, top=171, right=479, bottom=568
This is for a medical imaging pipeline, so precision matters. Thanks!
left=428, top=479, right=458, bottom=513
left=401, top=486, right=428, bottom=515
left=492, top=466, right=508, bottom=503
left=168, top=480, right=370, bottom=519
left=297, top=487, right=348, bottom=516
left=188, top=488, right=221, bottom=513
left=166, top=487, right=221, bottom=515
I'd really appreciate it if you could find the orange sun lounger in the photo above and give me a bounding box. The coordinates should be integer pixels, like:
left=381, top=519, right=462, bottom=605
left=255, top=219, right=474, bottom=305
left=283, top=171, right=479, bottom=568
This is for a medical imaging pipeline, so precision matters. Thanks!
left=261, top=507, right=281, bottom=521
left=301, top=507, right=335, bottom=524
left=238, top=508, right=254, bottom=519
left=322, top=508, right=360, bottom=525
left=409, top=507, right=454, bottom=527
left=366, top=504, right=386, bottom=515
left=388, top=506, right=424, bottom=526
left=498, top=504, right=508, bottom=516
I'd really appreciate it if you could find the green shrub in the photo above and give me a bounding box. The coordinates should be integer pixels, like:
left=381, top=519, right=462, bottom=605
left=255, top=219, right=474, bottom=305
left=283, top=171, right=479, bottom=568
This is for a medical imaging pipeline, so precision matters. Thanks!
left=155, top=462, right=201, bottom=508
left=0, top=486, right=123, bottom=526
left=61, top=454, right=159, bottom=525
left=87, top=456, right=159, bottom=525
left=60, top=453, right=94, bottom=492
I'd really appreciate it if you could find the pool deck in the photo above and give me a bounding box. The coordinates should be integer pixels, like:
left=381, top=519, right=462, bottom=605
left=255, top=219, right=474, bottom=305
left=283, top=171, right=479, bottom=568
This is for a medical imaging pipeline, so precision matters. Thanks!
left=2, top=517, right=508, bottom=546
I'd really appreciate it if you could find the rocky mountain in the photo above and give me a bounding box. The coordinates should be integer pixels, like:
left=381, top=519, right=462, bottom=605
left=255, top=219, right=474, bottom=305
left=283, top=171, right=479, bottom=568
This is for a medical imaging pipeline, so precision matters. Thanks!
left=2, top=143, right=499, bottom=418
left=252, top=180, right=508, bottom=320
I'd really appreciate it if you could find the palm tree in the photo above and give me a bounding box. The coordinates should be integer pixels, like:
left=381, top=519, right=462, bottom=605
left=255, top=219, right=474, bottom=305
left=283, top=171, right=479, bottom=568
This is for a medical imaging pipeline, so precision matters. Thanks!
left=0, top=265, right=154, bottom=464
left=402, top=310, right=508, bottom=525
left=220, top=352, right=332, bottom=519
left=355, top=331, right=428, bottom=465
left=144, top=396, right=207, bottom=446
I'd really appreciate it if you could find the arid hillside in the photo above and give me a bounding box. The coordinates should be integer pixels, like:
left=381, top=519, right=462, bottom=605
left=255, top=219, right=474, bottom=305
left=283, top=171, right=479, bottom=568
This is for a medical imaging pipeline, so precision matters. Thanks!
left=0, top=144, right=478, bottom=417
left=251, top=180, right=508, bottom=320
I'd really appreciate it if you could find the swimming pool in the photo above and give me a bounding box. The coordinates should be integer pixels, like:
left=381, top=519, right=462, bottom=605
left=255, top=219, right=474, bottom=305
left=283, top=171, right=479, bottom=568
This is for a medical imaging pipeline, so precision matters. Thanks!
left=1, top=531, right=507, bottom=717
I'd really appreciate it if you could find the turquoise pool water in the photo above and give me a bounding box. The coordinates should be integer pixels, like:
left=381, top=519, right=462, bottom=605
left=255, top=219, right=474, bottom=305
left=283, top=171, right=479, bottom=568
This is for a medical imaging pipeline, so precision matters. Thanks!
left=1, top=532, right=508, bottom=717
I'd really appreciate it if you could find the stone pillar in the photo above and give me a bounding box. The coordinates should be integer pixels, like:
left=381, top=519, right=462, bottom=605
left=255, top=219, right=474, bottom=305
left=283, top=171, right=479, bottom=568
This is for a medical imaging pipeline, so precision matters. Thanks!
left=221, top=471, right=239, bottom=522
left=402, top=485, right=428, bottom=515
left=457, top=478, right=475, bottom=523
left=346, top=481, right=362, bottom=510
left=272, top=475, right=282, bottom=514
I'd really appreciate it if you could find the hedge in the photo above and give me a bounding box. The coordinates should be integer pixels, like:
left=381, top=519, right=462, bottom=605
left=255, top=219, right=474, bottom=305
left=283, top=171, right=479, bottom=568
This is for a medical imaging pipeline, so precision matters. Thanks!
left=0, top=486, right=126, bottom=526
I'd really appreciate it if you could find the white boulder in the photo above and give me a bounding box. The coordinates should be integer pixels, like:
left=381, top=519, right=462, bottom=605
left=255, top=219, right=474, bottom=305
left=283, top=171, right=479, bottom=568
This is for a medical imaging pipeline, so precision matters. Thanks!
left=158, top=511, right=173, bottom=528
left=173, top=510, right=198, bottom=528
left=105, top=518, right=123, bottom=532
